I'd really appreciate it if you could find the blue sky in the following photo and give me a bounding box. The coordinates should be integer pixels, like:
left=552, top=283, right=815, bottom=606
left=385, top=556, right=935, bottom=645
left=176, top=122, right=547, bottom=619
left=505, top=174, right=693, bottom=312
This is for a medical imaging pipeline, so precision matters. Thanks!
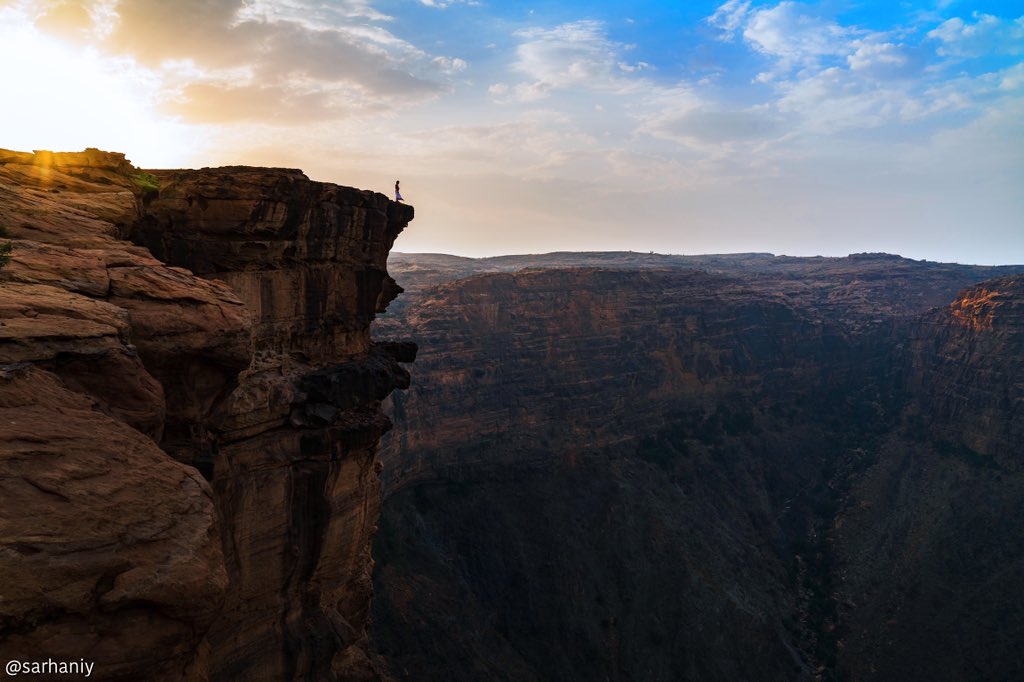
left=1, top=0, right=1021, bottom=262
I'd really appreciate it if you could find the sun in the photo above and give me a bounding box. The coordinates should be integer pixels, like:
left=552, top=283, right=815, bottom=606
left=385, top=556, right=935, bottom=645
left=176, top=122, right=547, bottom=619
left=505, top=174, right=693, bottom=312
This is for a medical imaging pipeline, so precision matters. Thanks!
left=0, top=12, right=198, bottom=168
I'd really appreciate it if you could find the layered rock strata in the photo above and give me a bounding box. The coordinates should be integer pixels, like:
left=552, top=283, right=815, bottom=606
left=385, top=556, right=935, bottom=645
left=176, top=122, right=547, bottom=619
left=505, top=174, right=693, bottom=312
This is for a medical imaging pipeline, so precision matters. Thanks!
left=0, top=149, right=246, bottom=680
left=378, top=268, right=860, bottom=492
left=372, top=266, right=893, bottom=680
left=133, top=166, right=414, bottom=680
left=370, top=258, right=1023, bottom=681
left=910, top=275, right=1023, bottom=458
left=374, top=255, right=1016, bottom=495
left=0, top=148, right=413, bottom=680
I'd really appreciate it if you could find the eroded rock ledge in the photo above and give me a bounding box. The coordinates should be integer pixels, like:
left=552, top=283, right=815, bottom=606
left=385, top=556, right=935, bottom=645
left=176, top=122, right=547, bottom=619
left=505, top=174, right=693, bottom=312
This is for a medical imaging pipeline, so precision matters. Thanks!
left=0, top=148, right=414, bottom=680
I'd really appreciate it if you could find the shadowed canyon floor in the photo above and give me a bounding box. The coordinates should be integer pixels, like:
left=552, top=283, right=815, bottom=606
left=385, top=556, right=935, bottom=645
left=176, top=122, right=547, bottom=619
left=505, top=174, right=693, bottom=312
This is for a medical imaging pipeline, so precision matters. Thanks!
left=370, top=254, right=1024, bottom=681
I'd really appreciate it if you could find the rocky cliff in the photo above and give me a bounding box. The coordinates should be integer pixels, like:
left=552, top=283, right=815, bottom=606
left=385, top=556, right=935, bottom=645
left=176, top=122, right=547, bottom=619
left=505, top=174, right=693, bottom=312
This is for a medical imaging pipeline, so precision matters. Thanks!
left=0, top=148, right=413, bottom=680
left=370, top=256, right=1023, bottom=680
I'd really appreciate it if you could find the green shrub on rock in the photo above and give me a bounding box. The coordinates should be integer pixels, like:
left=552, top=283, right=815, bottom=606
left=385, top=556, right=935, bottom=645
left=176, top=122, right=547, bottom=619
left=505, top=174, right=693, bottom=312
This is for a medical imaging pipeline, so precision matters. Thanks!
left=132, top=172, right=160, bottom=198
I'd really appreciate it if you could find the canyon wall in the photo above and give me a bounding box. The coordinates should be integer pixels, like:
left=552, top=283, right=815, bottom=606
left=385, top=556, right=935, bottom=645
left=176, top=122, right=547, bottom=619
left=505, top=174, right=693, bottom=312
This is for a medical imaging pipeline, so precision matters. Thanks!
left=833, top=275, right=1024, bottom=681
left=0, top=149, right=413, bottom=680
left=372, top=268, right=862, bottom=680
left=374, top=253, right=1019, bottom=496
left=370, top=257, right=1023, bottom=681
left=377, top=267, right=865, bottom=492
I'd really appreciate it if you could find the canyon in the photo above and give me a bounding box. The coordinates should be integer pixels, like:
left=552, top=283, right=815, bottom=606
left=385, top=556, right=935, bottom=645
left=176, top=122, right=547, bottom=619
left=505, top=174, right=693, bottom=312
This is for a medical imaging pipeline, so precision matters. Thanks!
left=1, top=147, right=1022, bottom=681
left=370, top=254, right=1023, bottom=680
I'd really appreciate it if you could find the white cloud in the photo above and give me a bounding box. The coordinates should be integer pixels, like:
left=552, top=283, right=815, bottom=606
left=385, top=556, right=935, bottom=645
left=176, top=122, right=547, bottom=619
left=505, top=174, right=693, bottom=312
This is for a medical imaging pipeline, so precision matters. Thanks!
left=927, top=13, right=1024, bottom=57
left=618, top=61, right=651, bottom=73
left=774, top=67, right=914, bottom=132
left=237, top=0, right=393, bottom=26
left=742, top=2, right=854, bottom=75
left=505, top=20, right=647, bottom=101
left=847, top=40, right=907, bottom=74
left=1000, top=62, right=1024, bottom=91
left=489, top=80, right=553, bottom=103
left=708, top=0, right=751, bottom=35
left=418, top=0, right=479, bottom=7
left=699, top=0, right=1024, bottom=140
left=433, top=55, right=468, bottom=74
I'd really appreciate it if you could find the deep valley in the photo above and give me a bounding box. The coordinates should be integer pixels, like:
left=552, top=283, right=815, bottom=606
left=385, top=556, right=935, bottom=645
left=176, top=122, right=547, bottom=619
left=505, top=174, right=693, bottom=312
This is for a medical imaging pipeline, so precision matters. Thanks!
left=370, top=253, right=1024, bottom=681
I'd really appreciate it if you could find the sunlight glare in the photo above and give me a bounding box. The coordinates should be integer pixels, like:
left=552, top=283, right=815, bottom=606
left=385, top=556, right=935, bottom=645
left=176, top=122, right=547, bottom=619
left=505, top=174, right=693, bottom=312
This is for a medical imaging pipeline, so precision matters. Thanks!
left=0, top=14, right=198, bottom=168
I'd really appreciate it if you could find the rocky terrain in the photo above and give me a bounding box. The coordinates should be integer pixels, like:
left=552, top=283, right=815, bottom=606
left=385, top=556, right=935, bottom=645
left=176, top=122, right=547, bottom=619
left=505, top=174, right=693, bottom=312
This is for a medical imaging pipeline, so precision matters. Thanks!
left=0, top=148, right=414, bottom=680
left=2, top=146, right=1021, bottom=682
left=370, top=255, right=1023, bottom=680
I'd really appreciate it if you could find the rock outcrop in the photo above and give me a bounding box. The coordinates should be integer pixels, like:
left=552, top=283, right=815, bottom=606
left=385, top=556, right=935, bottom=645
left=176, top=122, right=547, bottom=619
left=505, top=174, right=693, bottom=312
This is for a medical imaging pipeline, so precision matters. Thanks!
left=0, top=365, right=226, bottom=681
left=911, top=275, right=1024, bottom=459
left=133, top=165, right=415, bottom=680
left=0, top=148, right=413, bottom=680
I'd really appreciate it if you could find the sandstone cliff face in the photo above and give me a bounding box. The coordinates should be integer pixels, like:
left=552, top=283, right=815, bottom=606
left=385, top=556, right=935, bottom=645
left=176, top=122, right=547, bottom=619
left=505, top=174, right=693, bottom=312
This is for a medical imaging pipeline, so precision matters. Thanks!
left=0, top=364, right=226, bottom=681
left=370, top=256, right=1023, bottom=681
left=1, top=149, right=245, bottom=680
left=0, top=149, right=413, bottom=680
left=374, top=254, right=1014, bottom=495
left=133, top=165, right=414, bottom=680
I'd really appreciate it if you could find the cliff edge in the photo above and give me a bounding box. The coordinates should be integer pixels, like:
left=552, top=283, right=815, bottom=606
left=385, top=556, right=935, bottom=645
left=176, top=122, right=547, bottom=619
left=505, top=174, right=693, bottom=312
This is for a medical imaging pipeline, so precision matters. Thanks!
left=0, top=148, right=414, bottom=680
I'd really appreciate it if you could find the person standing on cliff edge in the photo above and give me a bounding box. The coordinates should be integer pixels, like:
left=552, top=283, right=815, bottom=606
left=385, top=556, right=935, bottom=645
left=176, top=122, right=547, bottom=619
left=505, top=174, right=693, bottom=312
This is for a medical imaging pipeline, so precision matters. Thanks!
left=395, top=180, right=403, bottom=202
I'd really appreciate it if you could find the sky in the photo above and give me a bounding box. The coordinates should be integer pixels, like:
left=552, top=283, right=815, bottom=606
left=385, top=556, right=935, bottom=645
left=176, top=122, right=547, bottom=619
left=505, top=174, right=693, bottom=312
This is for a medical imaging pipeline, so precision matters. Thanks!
left=0, top=1, right=1022, bottom=263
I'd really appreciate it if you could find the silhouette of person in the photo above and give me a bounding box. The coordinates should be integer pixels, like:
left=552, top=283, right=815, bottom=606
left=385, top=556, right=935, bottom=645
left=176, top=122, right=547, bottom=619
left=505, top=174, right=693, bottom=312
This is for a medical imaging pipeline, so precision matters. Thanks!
left=395, top=180, right=404, bottom=202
